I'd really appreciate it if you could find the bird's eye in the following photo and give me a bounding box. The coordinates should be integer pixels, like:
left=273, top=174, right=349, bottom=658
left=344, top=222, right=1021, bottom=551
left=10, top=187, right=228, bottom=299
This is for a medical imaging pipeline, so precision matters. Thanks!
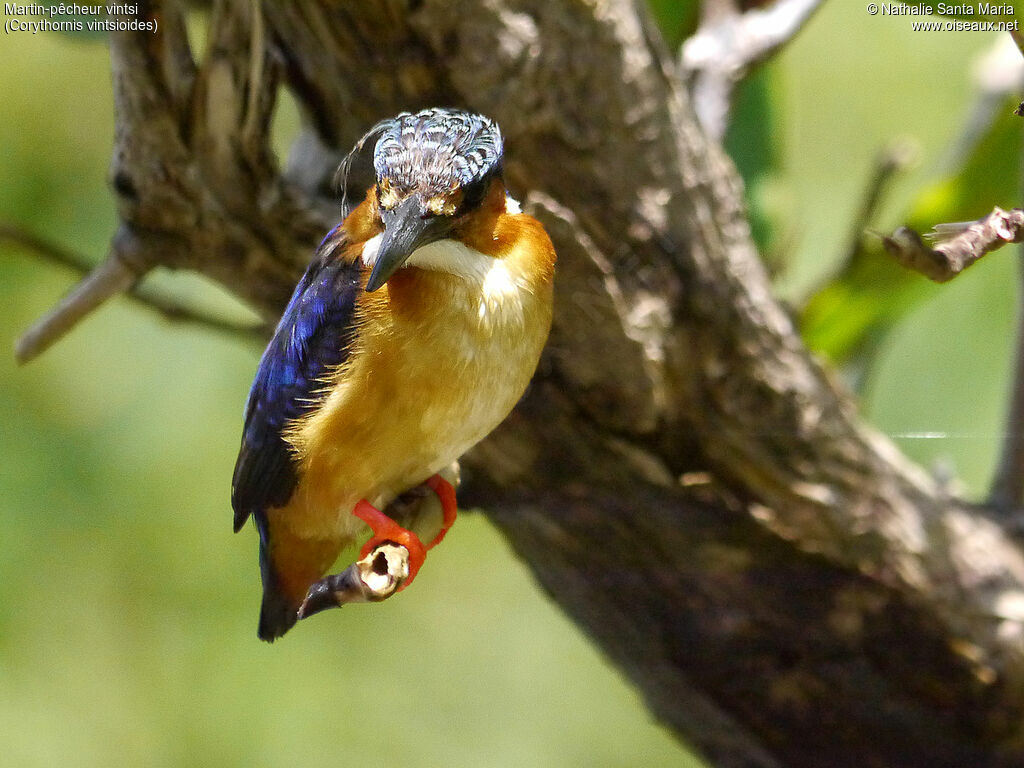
left=456, top=175, right=493, bottom=214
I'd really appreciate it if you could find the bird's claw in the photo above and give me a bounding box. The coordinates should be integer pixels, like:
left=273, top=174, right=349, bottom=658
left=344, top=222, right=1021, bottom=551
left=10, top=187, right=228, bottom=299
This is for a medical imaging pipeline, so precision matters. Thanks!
left=353, top=499, right=428, bottom=588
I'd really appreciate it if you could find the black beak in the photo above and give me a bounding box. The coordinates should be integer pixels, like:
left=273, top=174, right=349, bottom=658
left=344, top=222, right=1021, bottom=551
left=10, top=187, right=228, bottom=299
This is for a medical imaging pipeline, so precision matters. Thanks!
left=366, top=195, right=451, bottom=292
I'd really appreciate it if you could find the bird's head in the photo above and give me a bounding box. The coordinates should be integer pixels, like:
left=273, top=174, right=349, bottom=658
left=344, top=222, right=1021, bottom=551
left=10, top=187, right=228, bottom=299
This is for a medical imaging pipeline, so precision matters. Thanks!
left=357, top=108, right=504, bottom=292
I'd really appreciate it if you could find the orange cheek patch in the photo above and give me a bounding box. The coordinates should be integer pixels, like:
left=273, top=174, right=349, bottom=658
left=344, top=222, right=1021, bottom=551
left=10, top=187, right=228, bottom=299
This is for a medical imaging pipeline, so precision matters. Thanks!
left=342, top=191, right=385, bottom=244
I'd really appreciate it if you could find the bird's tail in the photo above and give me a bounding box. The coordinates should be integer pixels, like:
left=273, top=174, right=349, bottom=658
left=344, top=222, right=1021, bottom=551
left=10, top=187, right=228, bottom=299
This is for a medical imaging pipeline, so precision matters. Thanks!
left=258, top=580, right=299, bottom=642
left=253, top=514, right=300, bottom=642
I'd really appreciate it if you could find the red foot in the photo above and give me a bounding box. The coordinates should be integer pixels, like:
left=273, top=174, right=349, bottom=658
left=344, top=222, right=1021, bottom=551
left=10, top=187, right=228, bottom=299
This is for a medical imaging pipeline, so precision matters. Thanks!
left=353, top=475, right=458, bottom=590
left=424, top=474, right=458, bottom=548
left=354, top=500, right=427, bottom=588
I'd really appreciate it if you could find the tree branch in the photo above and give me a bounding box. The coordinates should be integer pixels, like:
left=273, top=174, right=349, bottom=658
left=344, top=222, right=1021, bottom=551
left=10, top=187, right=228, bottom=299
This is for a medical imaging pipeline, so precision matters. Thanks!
left=822, top=138, right=917, bottom=295
left=14, top=251, right=143, bottom=364
left=882, top=207, right=1024, bottom=283
left=2, top=222, right=267, bottom=357
left=682, top=0, right=824, bottom=139
left=31, top=1, right=1024, bottom=766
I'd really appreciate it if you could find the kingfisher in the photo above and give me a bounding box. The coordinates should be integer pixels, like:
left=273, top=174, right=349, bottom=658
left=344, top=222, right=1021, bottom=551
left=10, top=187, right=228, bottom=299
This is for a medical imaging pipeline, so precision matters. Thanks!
left=231, top=108, right=556, bottom=641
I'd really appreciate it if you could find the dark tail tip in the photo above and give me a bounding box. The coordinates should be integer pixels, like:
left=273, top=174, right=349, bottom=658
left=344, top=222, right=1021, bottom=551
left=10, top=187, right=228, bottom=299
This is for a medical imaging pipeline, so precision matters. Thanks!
left=252, top=511, right=298, bottom=642
left=258, top=588, right=299, bottom=642
left=232, top=507, right=250, bottom=534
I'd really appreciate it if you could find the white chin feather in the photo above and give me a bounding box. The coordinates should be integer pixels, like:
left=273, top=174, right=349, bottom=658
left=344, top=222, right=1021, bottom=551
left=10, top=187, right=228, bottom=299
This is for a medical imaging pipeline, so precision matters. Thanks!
left=504, top=194, right=522, bottom=215
left=360, top=232, right=383, bottom=267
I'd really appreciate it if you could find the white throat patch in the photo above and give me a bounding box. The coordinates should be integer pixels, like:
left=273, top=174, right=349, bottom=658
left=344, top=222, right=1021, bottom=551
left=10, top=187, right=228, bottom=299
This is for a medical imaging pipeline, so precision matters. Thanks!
left=360, top=232, right=384, bottom=268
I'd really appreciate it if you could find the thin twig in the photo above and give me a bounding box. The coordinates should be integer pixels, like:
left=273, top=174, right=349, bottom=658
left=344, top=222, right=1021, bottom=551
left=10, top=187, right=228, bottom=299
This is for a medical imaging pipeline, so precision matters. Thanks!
left=837, top=139, right=918, bottom=272
left=795, top=139, right=915, bottom=318
left=124, top=288, right=271, bottom=342
left=14, top=255, right=140, bottom=364
left=2, top=223, right=268, bottom=363
left=681, top=0, right=824, bottom=139
left=243, top=0, right=267, bottom=144
left=881, top=207, right=1024, bottom=283
left=0, top=223, right=95, bottom=272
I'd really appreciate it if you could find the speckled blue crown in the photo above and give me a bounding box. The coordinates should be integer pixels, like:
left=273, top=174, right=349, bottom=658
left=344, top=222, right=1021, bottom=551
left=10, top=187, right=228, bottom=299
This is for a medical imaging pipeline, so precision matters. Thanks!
left=372, top=108, right=503, bottom=195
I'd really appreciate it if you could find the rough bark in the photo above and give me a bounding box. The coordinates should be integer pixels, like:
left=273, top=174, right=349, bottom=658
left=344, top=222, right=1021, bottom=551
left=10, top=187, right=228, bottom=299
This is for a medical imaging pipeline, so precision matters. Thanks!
left=55, top=1, right=1024, bottom=765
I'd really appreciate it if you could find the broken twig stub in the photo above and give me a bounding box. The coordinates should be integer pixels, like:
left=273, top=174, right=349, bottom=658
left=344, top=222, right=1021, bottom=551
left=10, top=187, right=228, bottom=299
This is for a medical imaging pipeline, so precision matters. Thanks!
left=298, top=543, right=411, bottom=618
left=882, top=207, right=1024, bottom=282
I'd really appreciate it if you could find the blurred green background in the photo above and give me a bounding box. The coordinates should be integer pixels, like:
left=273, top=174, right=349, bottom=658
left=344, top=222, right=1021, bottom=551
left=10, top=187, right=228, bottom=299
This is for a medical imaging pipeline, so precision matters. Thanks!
left=0, top=3, right=1015, bottom=767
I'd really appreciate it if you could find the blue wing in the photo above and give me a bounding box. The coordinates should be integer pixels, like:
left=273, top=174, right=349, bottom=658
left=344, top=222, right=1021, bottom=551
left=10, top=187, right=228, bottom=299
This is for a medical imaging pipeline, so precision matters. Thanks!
left=231, top=227, right=362, bottom=532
